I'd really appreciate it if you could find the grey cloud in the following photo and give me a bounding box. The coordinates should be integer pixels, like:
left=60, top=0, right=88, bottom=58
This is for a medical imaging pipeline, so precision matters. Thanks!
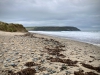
left=0, top=0, right=100, bottom=30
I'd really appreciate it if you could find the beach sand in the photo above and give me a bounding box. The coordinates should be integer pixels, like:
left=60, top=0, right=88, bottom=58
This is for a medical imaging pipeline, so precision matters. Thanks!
left=0, top=31, right=100, bottom=75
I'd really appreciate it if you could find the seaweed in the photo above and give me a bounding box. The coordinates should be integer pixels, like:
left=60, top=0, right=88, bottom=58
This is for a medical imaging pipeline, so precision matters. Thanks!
left=25, top=62, right=39, bottom=67
left=86, top=72, right=99, bottom=75
left=74, top=71, right=99, bottom=75
left=81, top=63, right=100, bottom=73
left=45, top=46, right=66, bottom=58
left=47, top=57, right=78, bottom=66
left=8, top=68, right=36, bottom=75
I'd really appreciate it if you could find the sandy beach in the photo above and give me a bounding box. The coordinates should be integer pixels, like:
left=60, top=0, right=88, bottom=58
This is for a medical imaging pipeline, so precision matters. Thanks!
left=0, top=31, right=100, bottom=75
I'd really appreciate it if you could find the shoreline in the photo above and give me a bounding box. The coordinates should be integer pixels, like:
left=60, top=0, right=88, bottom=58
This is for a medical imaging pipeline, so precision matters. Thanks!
left=0, top=31, right=100, bottom=75
left=29, top=31, right=100, bottom=47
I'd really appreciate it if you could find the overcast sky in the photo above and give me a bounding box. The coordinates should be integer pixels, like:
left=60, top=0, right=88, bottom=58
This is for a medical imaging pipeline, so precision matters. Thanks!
left=0, top=0, right=100, bottom=31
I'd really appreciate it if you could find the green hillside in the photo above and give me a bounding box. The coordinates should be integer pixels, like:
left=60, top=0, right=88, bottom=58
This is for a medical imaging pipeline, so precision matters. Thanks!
left=26, top=26, right=81, bottom=31
left=0, top=21, right=27, bottom=32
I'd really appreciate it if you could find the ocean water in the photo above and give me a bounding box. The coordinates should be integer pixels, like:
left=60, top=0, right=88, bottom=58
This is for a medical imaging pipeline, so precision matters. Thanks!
left=29, top=31, right=100, bottom=46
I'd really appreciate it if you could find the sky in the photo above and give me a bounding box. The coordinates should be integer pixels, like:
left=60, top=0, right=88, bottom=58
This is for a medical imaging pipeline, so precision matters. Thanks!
left=0, top=0, right=100, bottom=31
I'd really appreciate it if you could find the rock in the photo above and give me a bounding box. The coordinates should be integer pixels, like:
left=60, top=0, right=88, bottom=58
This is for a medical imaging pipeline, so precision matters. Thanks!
left=38, top=66, right=46, bottom=71
left=23, top=54, right=27, bottom=56
left=6, top=58, right=11, bottom=62
left=4, top=64, right=8, bottom=67
left=35, top=66, right=40, bottom=72
left=32, top=58, right=39, bottom=62
left=15, top=52, right=19, bottom=55
left=47, top=68, right=56, bottom=74
left=12, top=58, right=17, bottom=61
left=22, top=66, right=27, bottom=69
left=60, top=64, right=67, bottom=71
left=0, top=60, right=3, bottom=63
left=49, top=70, right=56, bottom=74
left=66, top=71, right=71, bottom=75
left=40, top=59, right=45, bottom=64
left=43, top=73, right=49, bottom=75
left=0, top=54, right=2, bottom=57
left=10, top=62, right=17, bottom=67
left=4, top=50, right=8, bottom=52
left=78, top=68, right=84, bottom=72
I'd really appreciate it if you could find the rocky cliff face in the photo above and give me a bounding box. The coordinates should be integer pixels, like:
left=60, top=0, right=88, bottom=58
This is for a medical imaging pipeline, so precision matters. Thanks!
left=0, top=21, right=27, bottom=32
left=26, top=26, right=81, bottom=31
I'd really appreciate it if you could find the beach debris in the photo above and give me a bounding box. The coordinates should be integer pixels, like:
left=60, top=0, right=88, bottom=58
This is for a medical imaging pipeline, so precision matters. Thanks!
left=81, top=63, right=100, bottom=73
left=45, top=45, right=66, bottom=58
left=43, top=37, right=66, bottom=58
left=23, top=32, right=36, bottom=38
left=24, top=62, right=39, bottom=67
left=47, top=57, right=78, bottom=66
left=90, top=56, right=95, bottom=59
left=8, top=68, right=36, bottom=75
left=74, top=70, right=99, bottom=75
left=43, top=38, right=65, bottom=47
left=60, top=64, right=67, bottom=71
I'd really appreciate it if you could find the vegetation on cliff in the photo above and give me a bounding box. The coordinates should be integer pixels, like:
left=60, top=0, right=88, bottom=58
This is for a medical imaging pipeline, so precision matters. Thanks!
left=26, top=26, right=81, bottom=31
left=0, top=21, right=27, bottom=32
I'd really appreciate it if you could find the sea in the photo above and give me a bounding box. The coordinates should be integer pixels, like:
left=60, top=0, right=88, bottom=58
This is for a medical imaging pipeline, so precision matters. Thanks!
left=29, top=31, right=100, bottom=47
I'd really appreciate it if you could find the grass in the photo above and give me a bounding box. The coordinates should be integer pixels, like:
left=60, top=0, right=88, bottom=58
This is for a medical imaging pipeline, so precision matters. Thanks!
left=0, top=21, right=28, bottom=32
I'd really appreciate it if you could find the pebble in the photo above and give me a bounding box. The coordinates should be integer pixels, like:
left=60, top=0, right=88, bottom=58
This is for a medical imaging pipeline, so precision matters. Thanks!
left=32, top=58, right=39, bottom=62
left=22, top=54, right=27, bottom=56
left=35, top=66, right=40, bottom=72
left=6, top=58, right=11, bottom=62
left=49, top=70, right=56, bottom=74
left=60, top=64, right=67, bottom=71
left=11, top=58, right=16, bottom=61
left=4, top=50, right=8, bottom=52
left=0, top=60, right=3, bottom=63
left=40, top=59, right=45, bottom=64
left=66, top=71, right=71, bottom=75
left=4, top=64, right=8, bottom=67
left=14, top=52, right=19, bottom=55
left=47, top=68, right=56, bottom=74
left=10, top=62, right=17, bottom=67
left=0, top=54, right=2, bottom=57
left=43, top=73, right=49, bottom=75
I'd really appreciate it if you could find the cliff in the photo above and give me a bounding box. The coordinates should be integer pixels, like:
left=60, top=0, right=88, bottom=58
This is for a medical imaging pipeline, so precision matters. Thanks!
left=0, top=21, right=28, bottom=32
left=26, top=26, right=80, bottom=31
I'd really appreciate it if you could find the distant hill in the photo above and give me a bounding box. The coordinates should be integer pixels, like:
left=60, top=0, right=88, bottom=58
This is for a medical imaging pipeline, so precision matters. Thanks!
left=0, top=21, right=28, bottom=32
left=26, top=26, right=81, bottom=31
